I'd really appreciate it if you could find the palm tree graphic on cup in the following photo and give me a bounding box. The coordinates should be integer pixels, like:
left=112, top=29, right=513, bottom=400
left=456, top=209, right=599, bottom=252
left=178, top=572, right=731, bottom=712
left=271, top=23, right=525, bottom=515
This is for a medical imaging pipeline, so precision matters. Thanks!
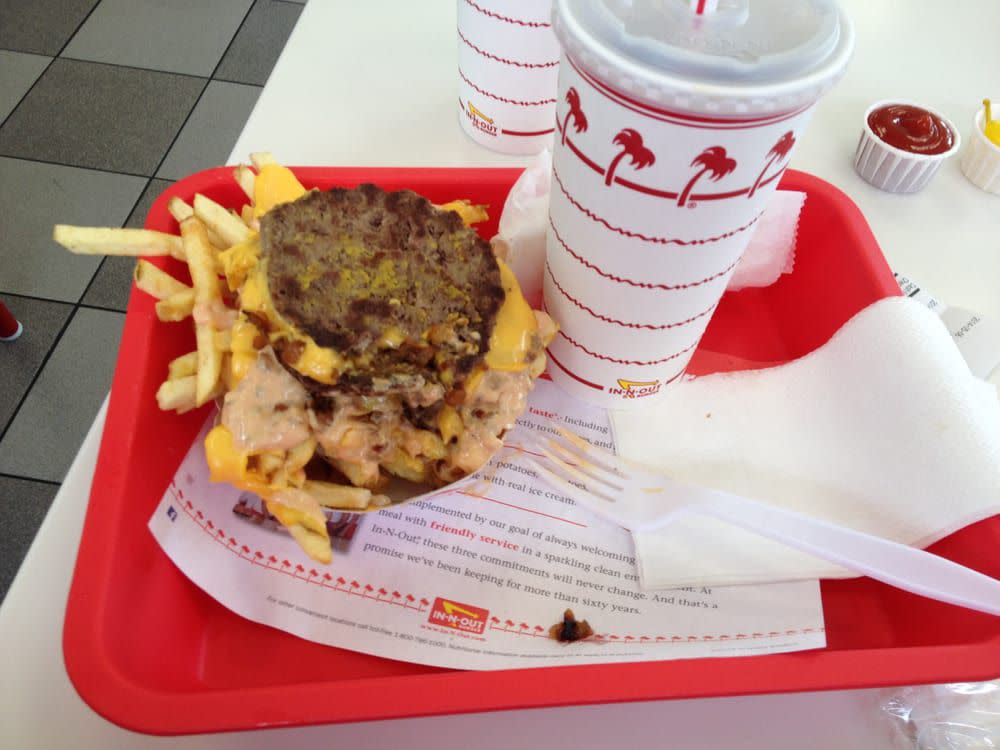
left=677, top=146, right=737, bottom=206
left=748, top=131, right=795, bottom=197
left=561, top=87, right=588, bottom=145
left=604, top=129, right=655, bottom=187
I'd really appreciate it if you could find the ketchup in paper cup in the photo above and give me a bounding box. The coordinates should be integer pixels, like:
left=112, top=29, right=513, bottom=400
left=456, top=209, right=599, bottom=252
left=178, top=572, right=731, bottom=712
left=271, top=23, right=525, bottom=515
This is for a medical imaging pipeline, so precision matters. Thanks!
left=854, top=100, right=961, bottom=194
left=544, top=0, right=854, bottom=408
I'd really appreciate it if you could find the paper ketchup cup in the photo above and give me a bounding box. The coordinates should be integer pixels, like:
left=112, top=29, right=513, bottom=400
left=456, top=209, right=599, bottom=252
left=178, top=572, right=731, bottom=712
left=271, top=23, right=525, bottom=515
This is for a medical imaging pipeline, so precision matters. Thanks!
left=854, top=100, right=961, bottom=193
left=456, top=0, right=562, bottom=155
left=545, top=0, right=854, bottom=408
left=961, top=106, right=1000, bottom=195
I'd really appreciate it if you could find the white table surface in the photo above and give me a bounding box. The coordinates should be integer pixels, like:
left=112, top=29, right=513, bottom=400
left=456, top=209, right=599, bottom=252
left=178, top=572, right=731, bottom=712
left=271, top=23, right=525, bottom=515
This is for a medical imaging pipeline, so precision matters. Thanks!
left=2, top=1, right=998, bottom=747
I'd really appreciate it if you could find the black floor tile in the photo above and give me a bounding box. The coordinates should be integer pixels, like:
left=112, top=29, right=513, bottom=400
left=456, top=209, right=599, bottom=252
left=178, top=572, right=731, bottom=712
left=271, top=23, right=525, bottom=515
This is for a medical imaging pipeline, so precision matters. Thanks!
left=0, top=157, right=146, bottom=301
left=62, top=0, right=253, bottom=77
left=0, top=307, right=124, bottom=482
left=0, top=58, right=205, bottom=176
left=0, top=475, right=59, bottom=604
left=0, top=0, right=98, bottom=55
left=214, top=0, right=303, bottom=86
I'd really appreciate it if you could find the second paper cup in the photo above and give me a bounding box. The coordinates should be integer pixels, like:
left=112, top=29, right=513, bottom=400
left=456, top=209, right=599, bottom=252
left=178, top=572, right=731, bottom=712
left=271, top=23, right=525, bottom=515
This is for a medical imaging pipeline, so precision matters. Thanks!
left=456, top=0, right=561, bottom=155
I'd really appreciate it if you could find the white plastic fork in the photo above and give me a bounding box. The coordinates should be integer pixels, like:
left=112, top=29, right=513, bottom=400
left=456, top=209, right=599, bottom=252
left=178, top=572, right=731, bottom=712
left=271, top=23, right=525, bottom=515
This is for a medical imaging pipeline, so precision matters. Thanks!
left=525, top=426, right=1000, bottom=617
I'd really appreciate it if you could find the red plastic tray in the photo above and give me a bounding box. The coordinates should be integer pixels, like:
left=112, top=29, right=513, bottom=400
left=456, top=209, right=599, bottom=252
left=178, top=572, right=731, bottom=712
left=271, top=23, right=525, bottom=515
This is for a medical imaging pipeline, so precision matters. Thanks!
left=64, top=167, right=1000, bottom=735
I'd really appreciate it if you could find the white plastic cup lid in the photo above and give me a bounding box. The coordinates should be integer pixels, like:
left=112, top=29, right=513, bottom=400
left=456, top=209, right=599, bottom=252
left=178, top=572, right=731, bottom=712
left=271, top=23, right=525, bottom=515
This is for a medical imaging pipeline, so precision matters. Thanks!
left=553, top=0, right=854, bottom=116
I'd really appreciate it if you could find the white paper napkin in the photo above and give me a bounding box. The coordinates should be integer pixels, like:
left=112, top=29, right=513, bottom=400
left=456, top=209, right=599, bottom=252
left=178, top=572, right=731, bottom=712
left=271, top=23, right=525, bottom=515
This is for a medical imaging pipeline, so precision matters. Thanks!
left=491, top=149, right=551, bottom=308
left=727, top=191, right=803, bottom=291
left=611, top=297, right=1000, bottom=588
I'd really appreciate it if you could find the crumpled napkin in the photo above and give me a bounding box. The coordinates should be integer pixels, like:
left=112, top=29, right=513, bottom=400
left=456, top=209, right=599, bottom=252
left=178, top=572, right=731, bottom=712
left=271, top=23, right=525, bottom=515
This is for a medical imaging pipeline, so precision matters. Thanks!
left=727, top=190, right=804, bottom=291
left=491, top=149, right=551, bottom=309
left=610, top=297, right=1000, bottom=587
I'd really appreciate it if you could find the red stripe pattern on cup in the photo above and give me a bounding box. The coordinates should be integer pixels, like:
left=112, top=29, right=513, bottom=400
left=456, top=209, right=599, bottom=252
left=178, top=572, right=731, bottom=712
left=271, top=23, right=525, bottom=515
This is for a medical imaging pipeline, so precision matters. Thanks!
left=463, top=0, right=551, bottom=28
left=546, top=263, right=719, bottom=330
left=502, top=127, right=555, bottom=136
left=457, top=29, right=558, bottom=68
left=558, top=329, right=698, bottom=366
left=546, top=348, right=604, bottom=390
left=549, top=218, right=741, bottom=290
left=459, top=68, right=557, bottom=107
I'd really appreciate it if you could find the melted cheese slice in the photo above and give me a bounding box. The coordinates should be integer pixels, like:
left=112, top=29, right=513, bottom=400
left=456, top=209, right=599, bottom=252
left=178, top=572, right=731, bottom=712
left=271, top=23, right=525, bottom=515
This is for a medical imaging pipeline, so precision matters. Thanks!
left=218, top=235, right=261, bottom=291
left=253, top=163, right=306, bottom=218
left=204, top=424, right=270, bottom=496
left=485, top=258, right=537, bottom=372
left=237, top=248, right=344, bottom=384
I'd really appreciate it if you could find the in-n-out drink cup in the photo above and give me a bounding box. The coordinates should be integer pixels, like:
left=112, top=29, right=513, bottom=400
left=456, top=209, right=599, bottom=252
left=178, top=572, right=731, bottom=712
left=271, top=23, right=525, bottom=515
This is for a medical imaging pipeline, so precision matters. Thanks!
left=544, top=0, right=854, bottom=408
left=456, top=0, right=562, bottom=155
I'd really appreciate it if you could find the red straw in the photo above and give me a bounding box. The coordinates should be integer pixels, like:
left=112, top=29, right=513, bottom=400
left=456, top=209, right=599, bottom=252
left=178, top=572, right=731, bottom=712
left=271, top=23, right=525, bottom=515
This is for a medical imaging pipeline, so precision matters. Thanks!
left=688, top=0, right=719, bottom=14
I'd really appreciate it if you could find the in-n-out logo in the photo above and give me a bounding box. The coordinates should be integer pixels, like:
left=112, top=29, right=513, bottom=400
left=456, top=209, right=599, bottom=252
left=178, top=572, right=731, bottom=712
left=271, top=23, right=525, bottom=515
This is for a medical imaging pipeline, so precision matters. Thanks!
left=609, top=378, right=662, bottom=399
left=464, top=100, right=497, bottom=137
left=428, top=597, right=489, bottom=635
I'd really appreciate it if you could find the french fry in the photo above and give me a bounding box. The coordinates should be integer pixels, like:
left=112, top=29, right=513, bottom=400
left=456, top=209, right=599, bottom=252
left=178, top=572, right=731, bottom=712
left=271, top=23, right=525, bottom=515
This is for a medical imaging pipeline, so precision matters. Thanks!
left=233, top=165, right=256, bottom=200
left=173, top=199, right=226, bottom=249
left=155, top=289, right=194, bottom=322
left=193, top=321, right=220, bottom=404
left=285, top=438, right=316, bottom=473
left=167, top=352, right=198, bottom=380
left=156, top=375, right=222, bottom=413
left=167, top=197, right=194, bottom=223
left=302, top=480, right=372, bottom=510
left=133, top=259, right=190, bottom=300
left=380, top=449, right=429, bottom=483
left=192, top=194, right=251, bottom=246
left=285, top=525, right=332, bottom=564
left=53, top=226, right=184, bottom=259
left=257, top=451, right=285, bottom=476
left=180, top=217, right=223, bottom=405
left=214, top=328, right=232, bottom=351
left=265, top=439, right=314, bottom=489
left=240, top=204, right=255, bottom=227
left=156, top=376, right=197, bottom=413
left=266, top=493, right=332, bottom=564
left=250, top=151, right=278, bottom=170
left=330, top=457, right=383, bottom=490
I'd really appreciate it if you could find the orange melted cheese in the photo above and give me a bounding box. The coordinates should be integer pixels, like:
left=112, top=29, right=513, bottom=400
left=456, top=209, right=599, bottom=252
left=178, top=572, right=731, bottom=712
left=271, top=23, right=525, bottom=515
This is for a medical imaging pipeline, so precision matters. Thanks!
left=485, top=258, right=537, bottom=372
left=253, top=163, right=307, bottom=218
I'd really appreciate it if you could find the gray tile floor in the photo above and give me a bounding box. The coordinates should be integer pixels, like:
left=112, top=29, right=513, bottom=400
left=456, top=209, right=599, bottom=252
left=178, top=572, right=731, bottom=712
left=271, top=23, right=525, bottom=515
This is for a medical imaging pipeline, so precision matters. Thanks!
left=0, top=0, right=303, bottom=602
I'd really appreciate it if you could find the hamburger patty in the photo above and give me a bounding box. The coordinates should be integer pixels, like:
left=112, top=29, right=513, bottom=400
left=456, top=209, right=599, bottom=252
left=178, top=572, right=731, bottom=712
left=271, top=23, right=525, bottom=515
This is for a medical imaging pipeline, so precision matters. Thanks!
left=261, top=185, right=504, bottom=392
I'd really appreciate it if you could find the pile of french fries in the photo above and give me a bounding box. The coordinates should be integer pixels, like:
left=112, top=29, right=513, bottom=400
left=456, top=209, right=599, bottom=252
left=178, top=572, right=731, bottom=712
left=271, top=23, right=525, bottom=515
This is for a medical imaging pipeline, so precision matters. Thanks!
left=52, top=154, right=489, bottom=527
left=55, top=155, right=265, bottom=414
